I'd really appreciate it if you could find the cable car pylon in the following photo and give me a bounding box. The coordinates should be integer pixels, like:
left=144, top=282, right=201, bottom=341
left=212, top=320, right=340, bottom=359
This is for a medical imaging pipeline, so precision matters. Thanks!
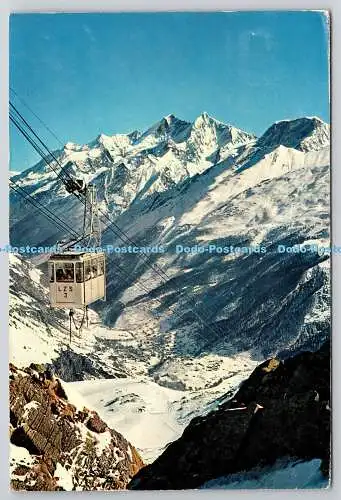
left=48, top=181, right=105, bottom=344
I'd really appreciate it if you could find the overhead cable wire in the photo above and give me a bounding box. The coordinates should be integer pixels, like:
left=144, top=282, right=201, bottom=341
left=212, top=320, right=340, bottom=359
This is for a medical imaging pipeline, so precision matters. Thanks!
left=10, top=87, right=65, bottom=147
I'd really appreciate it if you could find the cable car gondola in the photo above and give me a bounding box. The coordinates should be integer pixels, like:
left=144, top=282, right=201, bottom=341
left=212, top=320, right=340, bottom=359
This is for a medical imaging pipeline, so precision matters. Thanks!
left=48, top=251, right=106, bottom=308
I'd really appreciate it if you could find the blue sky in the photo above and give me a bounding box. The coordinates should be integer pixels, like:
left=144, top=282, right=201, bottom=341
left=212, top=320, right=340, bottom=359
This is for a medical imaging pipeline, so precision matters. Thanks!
left=10, top=11, right=330, bottom=172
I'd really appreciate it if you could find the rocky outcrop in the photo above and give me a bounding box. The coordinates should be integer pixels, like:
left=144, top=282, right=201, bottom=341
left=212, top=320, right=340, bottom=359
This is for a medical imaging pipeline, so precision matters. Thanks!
left=129, top=342, right=330, bottom=490
left=9, top=364, right=144, bottom=491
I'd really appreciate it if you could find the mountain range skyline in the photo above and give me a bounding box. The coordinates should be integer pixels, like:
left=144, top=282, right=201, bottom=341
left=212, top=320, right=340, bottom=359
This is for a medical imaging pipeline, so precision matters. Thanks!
left=67, top=112, right=330, bottom=147
left=11, top=110, right=329, bottom=175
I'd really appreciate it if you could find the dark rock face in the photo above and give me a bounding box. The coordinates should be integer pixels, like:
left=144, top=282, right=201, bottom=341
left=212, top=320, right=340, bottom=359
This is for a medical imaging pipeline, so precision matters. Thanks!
left=256, top=117, right=329, bottom=151
left=129, top=342, right=330, bottom=490
left=9, top=364, right=144, bottom=491
left=46, top=348, right=122, bottom=382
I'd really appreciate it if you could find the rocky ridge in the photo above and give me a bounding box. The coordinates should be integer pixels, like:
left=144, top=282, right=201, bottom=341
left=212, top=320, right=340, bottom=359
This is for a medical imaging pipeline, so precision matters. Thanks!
left=129, top=342, right=331, bottom=490
left=9, top=363, right=144, bottom=491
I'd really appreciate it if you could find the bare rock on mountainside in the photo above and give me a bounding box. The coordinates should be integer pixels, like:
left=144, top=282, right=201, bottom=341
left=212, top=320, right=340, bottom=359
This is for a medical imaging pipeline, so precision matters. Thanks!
left=129, top=342, right=330, bottom=490
left=9, top=364, right=144, bottom=491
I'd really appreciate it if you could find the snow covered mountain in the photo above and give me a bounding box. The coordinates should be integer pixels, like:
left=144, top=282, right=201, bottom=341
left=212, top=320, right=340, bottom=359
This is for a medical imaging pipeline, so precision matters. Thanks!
left=9, top=112, right=330, bottom=464
left=10, top=112, right=255, bottom=246
left=256, top=116, right=330, bottom=152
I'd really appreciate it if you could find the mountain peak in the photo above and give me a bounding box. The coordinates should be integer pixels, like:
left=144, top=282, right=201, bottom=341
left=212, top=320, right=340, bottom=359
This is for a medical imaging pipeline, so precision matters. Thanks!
left=273, top=116, right=326, bottom=128
left=190, top=112, right=256, bottom=151
left=198, top=111, right=210, bottom=120
left=163, top=113, right=176, bottom=123
left=257, top=116, right=329, bottom=152
left=193, top=111, right=220, bottom=127
left=139, top=114, right=192, bottom=144
left=64, top=141, right=87, bottom=152
left=127, top=130, right=141, bottom=142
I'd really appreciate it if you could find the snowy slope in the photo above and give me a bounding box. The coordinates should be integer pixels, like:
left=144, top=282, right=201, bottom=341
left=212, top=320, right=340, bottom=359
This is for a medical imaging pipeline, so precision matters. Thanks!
left=65, top=361, right=256, bottom=463
left=201, top=459, right=329, bottom=489
left=95, top=140, right=330, bottom=369
left=9, top=253, right=136, bottom=379
left=65, top=378, right=184, bottom=463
